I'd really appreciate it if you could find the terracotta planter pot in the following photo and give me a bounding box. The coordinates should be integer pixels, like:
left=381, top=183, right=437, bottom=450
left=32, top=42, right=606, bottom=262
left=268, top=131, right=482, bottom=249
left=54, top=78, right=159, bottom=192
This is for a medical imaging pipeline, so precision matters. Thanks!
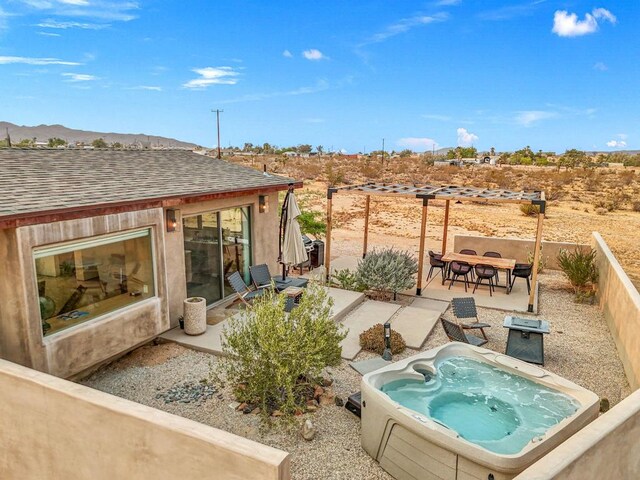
left=183, top=297, right=206, bottom=335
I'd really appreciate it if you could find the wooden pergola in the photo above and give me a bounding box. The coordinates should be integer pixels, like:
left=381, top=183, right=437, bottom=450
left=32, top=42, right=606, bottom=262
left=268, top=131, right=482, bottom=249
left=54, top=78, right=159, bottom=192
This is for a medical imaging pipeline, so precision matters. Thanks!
left=325, top=182, right=546, bottom=313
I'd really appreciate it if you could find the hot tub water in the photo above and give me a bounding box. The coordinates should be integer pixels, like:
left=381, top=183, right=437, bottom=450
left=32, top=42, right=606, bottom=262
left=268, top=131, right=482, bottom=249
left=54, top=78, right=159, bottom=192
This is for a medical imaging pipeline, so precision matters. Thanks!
left=380, top=356, right=580, bottom=454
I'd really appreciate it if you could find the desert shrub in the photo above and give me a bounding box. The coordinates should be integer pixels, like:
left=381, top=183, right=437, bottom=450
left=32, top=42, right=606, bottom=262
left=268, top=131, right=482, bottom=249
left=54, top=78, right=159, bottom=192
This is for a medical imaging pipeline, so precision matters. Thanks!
left=359, top=323, right=406, bottom=355
left=219, top=285, right=346, bottom=420
left=632, top=201, right=640, bottom=212
left=332, top=268, right=366, bottom=292
left=519, top=204, right=541, bottom=216
left=595, top=207, right=608, bottom=215
left=557, top=247, right=599, bottom=301
left=356, top=248, right=418, bottom=300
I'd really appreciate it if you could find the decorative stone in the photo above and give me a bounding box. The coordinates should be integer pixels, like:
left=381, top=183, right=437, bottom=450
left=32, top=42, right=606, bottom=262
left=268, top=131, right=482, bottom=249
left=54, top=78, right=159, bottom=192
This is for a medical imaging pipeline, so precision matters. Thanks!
left=271, top=410, right=284, bottom=417
left=306, top=405, right=318, bottom=412
left=183, top=297, right=207, bottom=335
left=321, top=377, right=333, bottom=387
left=334, top=396, right=344, bottom=407
left=313, top=385, right=324, bottom=399
left=237, top=402, right=248, bottom=411
left=251, top=407, right=261, bottom=415
left=319, top=392, right=335, bottom=406
left=301, top=419, right=316, bottom=441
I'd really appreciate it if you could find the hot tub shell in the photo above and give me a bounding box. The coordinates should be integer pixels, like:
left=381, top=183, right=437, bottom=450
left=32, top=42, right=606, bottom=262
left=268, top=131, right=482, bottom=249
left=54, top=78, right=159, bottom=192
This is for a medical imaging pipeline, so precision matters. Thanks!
left=361, top=342, right=599, bottom=480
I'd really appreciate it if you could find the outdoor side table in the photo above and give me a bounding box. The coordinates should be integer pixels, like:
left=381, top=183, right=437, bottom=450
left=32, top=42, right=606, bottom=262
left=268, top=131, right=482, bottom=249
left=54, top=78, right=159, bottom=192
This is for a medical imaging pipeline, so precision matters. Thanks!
left=503, top=316, right=550, bottom=365
left=281, top=286, right=304, bottom=312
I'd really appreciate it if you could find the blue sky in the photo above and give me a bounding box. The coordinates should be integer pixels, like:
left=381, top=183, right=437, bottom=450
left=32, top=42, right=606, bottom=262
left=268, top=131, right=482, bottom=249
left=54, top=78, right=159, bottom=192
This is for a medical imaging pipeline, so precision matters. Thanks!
left=0, top=1, right=637, bottom=152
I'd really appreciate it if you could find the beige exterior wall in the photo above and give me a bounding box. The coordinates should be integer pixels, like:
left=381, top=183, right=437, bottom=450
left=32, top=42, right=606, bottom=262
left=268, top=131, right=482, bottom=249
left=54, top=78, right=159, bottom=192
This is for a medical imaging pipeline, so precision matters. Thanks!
left=0, top=358, right=290, bottom=480
left=164, top=192, right=281, bottom=326
left=0, top=194, right=282, bottom=378
left=453, top=235, right=590, bottom=270
left=515, top=388, right=640, bottom=479
left=592, top=232, right=640, bottom=391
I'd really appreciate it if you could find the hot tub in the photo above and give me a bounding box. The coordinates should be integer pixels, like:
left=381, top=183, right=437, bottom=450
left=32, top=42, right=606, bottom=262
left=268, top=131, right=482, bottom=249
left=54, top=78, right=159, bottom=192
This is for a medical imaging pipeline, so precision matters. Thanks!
left=361, top=343, right=599, bottom=480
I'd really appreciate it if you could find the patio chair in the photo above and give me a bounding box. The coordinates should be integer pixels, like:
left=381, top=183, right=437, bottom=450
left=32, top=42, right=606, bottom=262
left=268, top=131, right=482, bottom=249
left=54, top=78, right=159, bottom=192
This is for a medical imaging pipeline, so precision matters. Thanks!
left=451, top=297, right=491, bottom=340
left=483, top=251, right=502, bottom=284
left=227, top=271, right=268, bottom=306
left=459, top=249, right=477, bottom=280
left=473, top=264, right=497, bottom=297
left=440, top=317, right=488, bottom=347
left=511, top=263, right=533, bottom=294
left=249, top=264, right=285, bottom=292
left=427, top=251, right=447, bottom=284
left=448, top=261, right=471, bottom=292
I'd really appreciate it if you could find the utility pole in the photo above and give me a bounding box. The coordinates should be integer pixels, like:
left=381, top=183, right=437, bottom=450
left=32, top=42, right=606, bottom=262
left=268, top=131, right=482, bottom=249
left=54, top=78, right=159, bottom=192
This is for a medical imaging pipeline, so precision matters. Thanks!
left=211, top=109, right=223, bottom=159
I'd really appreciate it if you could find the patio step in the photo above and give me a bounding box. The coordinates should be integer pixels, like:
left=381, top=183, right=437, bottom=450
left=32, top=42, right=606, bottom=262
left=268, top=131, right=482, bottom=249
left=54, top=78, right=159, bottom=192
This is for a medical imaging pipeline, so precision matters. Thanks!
left=339, top=300, right=402, bottom=360
left=327, top=287, right=366, bottom=323
left=389, top=306, right=440, bottom=350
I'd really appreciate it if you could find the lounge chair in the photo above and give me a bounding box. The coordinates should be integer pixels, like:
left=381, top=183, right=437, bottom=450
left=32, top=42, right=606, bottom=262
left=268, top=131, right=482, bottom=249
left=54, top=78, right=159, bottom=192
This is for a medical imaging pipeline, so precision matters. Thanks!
left=440, top=317, right=487, bottom=347
left=249, top=263, right=308, bottom=290
left=451, top=297, right=491, bottom=340
left=227, top=271, right=268, bottom=306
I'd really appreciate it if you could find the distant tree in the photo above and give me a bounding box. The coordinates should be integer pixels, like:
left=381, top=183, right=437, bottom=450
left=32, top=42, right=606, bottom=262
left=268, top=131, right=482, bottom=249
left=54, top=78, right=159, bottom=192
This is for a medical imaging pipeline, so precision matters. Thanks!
left=298, top=144, right=312, bottom=154
left=48, top=137, right=67, bottom=148
left=92, top=138, right=108, bottom=149
left=490, top=146, right=496, bottom=156
left=242, top=142, right=254, bottom=152
left=558, top=149, right=588, bottom=169
left=16, top=138, right=34, bottom=147
left=447, top=146, right=476, bottom=159
left=398, top=149, right=413, bottom=158
left=111, top=142, right=123, bottom=149
left=316, top=145, right=324, bottom=156
left=262, top=142, right=273, bottom=154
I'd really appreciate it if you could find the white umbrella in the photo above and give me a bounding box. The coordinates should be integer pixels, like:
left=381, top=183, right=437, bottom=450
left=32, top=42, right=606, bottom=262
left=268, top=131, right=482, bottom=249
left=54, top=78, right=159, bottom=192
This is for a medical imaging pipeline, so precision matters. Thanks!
left=280, top=189, right=308, bottom=279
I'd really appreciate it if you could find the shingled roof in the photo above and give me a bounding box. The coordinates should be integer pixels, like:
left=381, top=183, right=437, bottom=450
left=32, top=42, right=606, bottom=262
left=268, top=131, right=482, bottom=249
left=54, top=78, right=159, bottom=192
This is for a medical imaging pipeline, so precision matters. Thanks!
left=0, top=149, right=299, bottom=228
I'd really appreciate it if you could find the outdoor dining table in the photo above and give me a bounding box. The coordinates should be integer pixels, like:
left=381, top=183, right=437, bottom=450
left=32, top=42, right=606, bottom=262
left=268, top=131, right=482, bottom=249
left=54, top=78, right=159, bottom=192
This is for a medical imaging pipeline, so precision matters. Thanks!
left=441, top=252, right=517, bottom=294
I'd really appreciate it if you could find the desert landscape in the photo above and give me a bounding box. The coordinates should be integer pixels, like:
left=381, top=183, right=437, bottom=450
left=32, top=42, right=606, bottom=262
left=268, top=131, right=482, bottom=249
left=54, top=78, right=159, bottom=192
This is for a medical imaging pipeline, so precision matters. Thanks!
left=230, top=154, right=640, bottom=288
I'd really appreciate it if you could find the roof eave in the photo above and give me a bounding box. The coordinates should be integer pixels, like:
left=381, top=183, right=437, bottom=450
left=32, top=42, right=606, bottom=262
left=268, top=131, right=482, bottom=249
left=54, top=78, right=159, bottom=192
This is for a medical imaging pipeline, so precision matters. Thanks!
left=0, top=181, right=302, bottom=229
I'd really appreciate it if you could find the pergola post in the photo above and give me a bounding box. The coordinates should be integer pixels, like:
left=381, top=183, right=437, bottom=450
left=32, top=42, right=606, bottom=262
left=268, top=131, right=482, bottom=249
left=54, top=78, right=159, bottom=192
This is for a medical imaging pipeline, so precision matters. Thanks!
left=325, top=188, right=336, bottom=282
left=442, top=199, right=450, bottom=254
left=416, top=197, right=430, bottom=296
left=528, top=203, right=545, bottom=312
left=363, top=195, right=371, bottom=258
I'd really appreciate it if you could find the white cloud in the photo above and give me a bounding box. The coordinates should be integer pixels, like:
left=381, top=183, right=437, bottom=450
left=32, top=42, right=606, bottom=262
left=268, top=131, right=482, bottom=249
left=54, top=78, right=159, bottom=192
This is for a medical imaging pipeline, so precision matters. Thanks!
left=36, top=19, right=108, bottom=29
left=183, top=66, right=239, bottom=89
left=606, top=140, right=627, bottom=148
left=302, top=49, right=325, bottom=60
left=421, top=113, right=451, bottom=122
left=593, top=62, right=608, bottom=71
left=435, top=0, right=461, bottom=5
left=552, top=8, right=616, bottom=37
left=37, top=31, right=61, bottom=36
left=62, top=72, right=97, bottom=81
left=0, top=55, right=80, bottom=65
left=59, top=0, right=89, bottom=5
left=456, top=128, right=478, bottom=146
left=20, top=0, right=138, bottom=22
left=365, top=13, right=448, bottom=44
left=515, top=110, right=558, bottom=126
left=397, top=137, right=439, bottom=151
left=130, top=85, right=162, bottom=91
left=282, top=49, right=293, bottom=58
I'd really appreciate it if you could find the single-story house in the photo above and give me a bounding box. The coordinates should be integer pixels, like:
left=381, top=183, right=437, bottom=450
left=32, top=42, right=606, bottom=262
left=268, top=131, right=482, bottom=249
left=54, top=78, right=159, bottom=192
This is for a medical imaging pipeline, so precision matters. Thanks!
left=0, top=149, right=300, bottom=378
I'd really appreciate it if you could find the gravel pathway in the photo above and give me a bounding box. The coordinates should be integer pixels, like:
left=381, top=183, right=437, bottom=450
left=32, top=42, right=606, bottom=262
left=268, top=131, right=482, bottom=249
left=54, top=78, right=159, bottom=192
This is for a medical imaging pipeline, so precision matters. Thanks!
left=81, top=271, right=630, bottom=480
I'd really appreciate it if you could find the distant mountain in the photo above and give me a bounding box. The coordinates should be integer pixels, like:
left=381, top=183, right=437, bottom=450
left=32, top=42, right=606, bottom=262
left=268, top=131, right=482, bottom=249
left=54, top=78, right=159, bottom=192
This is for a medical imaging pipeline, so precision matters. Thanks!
left=0, top=121, right=198, bottom=149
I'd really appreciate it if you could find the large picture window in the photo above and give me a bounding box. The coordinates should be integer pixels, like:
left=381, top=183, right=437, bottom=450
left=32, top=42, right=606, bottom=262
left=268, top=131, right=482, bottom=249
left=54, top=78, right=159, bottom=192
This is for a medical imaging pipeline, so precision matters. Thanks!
left=34, top=229, right=155, bottom=337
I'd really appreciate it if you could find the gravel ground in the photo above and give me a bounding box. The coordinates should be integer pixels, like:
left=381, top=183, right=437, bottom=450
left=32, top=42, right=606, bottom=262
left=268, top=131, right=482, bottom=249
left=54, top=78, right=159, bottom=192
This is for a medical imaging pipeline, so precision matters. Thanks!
left=81, top=271, right=630, bottom=480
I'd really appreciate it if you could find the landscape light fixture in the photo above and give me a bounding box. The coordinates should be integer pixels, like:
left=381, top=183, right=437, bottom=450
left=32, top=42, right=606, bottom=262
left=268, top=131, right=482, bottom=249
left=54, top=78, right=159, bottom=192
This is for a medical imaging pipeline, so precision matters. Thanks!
left=166, top=209, right=177, bottom=232
left=382, top=322, right=392, bottom=361
left=259, top=195, right=269, bottom=213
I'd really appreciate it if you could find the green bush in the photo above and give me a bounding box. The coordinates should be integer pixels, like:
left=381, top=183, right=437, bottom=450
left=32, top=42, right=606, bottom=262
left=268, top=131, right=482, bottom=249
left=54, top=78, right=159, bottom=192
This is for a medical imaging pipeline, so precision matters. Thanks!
left=359, top=324, right=406, bottom=355
left=218, top=285, right=346, bottom=420
left=297, top=209, right=326, bottom=238
left=332, top=268, right=366, bottom=292
left=557, top=247, right=599, bottom=300
left=356, top=248, right=418, bottom=300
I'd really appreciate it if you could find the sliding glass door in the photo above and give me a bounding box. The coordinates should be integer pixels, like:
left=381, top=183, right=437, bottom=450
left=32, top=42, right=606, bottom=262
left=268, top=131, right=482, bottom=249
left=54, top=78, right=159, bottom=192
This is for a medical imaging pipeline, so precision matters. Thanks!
left=183, top=206, right=252, bottom=306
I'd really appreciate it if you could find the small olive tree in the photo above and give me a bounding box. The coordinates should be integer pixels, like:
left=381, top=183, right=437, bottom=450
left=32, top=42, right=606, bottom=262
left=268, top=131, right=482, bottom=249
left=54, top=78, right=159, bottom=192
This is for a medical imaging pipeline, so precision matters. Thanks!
left=356, top=248, right=418, bottom=300
left=218, top=284, right=345, bottom=421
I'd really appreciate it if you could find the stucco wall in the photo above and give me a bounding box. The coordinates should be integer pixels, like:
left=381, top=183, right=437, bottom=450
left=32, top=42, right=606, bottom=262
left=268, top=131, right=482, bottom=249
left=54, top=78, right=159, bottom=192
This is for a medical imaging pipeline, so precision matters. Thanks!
left=0, top=209, right=170, bottom=378
left=0, top=359, right=290, bottom=480
left=592, top=232, right=640, bottom=391
left=453, top=235, right=590, bottom=270
left=515, top=388, right=640, bottom=479
left=164, top=193, right=281, bottom=325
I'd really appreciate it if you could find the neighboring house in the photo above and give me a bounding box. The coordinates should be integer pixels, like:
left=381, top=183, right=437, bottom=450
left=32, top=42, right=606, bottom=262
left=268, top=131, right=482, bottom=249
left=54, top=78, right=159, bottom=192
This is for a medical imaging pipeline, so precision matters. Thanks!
left=0, top=149, right=299, bottom=378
